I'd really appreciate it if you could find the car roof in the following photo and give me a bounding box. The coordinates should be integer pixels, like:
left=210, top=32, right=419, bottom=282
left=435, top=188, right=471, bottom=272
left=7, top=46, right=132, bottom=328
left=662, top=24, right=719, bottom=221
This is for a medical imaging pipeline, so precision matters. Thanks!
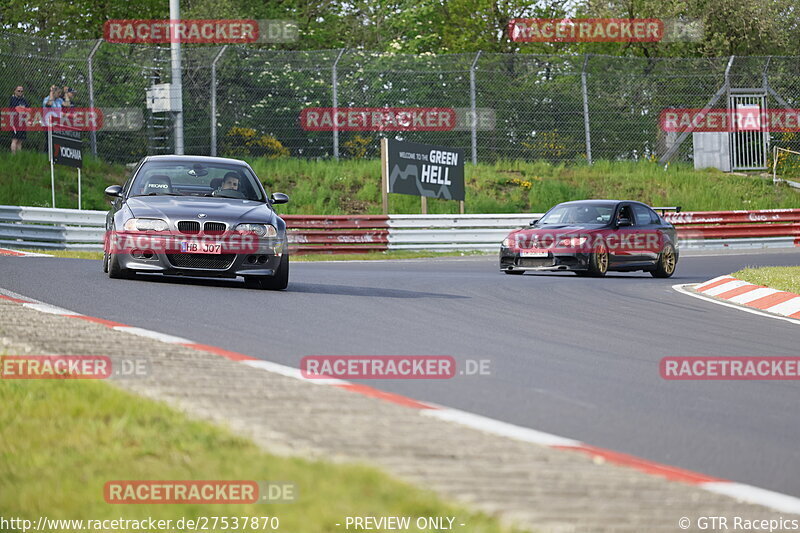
left=556, top=200, right=651, bottom=207
left=142, top=155, right=249, bottom=166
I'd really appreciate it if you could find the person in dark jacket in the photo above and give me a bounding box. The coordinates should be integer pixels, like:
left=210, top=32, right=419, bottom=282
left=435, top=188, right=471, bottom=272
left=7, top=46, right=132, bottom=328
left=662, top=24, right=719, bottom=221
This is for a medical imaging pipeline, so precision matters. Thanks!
left=9, top=85, right=29, bottom=153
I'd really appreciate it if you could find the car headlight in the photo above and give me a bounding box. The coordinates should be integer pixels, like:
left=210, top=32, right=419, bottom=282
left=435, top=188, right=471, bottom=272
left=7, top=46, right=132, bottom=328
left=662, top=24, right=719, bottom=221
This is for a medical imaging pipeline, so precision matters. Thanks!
left=557, top=236, right=588, bottom=247
left=501, top=237, right=511, bottom=247
left=235, top=223, right=277, bottom=238
left=123, top=218, right=168, bottom=232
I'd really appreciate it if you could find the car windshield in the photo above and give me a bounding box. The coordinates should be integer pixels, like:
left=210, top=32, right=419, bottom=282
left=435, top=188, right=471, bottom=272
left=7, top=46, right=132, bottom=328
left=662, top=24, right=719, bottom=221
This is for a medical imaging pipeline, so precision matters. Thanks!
left=537, top=203, right=614, bottom=225
left=130, top=161, right=266, bottom=202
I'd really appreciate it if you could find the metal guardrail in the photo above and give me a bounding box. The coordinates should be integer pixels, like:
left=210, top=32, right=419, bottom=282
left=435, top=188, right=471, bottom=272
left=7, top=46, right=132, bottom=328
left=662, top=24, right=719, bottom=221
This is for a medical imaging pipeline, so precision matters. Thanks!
left=1, top=206, right=799, bottom=253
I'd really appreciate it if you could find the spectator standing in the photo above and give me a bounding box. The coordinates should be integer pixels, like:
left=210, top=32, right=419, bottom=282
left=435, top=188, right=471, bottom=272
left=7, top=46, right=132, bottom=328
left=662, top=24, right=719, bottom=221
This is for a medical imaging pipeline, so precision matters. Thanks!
left=9, top=85, right=29, bottom=153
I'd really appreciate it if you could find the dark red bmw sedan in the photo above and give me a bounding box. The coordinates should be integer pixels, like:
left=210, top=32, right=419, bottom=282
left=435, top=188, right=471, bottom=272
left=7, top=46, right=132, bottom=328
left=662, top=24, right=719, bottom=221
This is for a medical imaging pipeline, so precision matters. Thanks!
left=499, top=200, right=680, bottom=277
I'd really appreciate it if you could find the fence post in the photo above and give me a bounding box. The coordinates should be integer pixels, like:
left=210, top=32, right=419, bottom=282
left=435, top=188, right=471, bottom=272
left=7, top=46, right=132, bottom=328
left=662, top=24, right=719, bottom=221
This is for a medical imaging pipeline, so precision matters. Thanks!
left=470, top=50, right=482, bottom=165
left=210, top=45, right=228, bottom=157
left=332, top=49, right=346, bottom=160
left=87, top=39, right=103, bottom=157
left=581, top=54, right=592, bottom=165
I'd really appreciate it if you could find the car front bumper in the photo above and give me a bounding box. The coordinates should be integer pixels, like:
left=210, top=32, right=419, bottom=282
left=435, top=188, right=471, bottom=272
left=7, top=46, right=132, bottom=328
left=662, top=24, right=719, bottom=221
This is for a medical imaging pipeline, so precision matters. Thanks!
left=117, top=239, right=286, bottom=278
left=499, top=246, right=590, bottom=272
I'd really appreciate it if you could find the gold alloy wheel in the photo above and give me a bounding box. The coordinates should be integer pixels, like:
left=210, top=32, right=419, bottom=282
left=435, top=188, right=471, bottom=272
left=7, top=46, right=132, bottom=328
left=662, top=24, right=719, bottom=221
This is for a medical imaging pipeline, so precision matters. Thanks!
left=663, top=245, right=676, bottom=274
left=597, top=245, right=608, bottom=273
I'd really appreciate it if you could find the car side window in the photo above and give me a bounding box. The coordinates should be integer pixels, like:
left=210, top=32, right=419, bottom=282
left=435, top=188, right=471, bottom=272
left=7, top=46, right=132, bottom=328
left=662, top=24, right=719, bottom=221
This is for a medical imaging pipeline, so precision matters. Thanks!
left=648, top=207, right=662, bottom=225
left=617, top=205, right=633, bottom=223
left=632, top=205, right=654, bottom=226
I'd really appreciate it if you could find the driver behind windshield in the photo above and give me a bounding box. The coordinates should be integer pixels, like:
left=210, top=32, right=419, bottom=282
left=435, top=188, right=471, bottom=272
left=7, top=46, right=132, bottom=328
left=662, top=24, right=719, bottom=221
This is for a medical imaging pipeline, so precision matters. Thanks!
left=221, top=172, right=240, bottom=192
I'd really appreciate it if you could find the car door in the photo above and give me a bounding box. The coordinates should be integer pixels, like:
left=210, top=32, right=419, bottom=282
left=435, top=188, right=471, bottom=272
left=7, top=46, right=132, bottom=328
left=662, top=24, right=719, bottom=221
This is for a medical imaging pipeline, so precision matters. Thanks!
left=631, top=203, right=660, bottom=262
left=608, top=203, right=636, bottom=265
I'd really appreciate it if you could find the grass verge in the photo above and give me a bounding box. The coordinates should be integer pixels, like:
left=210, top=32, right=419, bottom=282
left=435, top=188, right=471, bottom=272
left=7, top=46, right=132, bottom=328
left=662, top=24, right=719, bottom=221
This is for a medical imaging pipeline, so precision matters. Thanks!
left=0, top=377, right=520, bottom=532
left=15, top=249, right=490, bottom=261
left=2, top=151, right=798, bottom=213
left=731, top=266, right=800, bottom=295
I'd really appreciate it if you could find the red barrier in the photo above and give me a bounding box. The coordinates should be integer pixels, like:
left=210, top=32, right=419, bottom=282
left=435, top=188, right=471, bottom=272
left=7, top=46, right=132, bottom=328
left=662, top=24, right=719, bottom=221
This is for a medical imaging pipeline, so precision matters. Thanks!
left=666, top=209, right=800, bottom=225
left=678, top=224, right=800, bottom=239
left=667, top=209, right=800, bottom=241
left=284, top=215, right=389, bottom=254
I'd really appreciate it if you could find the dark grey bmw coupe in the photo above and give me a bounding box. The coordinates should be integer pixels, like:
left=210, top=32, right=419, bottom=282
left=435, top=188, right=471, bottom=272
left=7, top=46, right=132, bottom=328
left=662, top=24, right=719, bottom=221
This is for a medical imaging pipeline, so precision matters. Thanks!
left=103, top=155, right=290, bottom=290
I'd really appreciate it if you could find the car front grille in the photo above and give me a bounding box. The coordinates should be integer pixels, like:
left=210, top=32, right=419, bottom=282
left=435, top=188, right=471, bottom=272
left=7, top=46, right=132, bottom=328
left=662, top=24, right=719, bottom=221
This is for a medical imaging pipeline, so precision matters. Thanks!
left=166, top=253, right=235, bottom=269
left=203, top=222, right=226, bottom=235
left=177, top=221, right=201, bottom=234
left=519, top=258, right=554, bottom=268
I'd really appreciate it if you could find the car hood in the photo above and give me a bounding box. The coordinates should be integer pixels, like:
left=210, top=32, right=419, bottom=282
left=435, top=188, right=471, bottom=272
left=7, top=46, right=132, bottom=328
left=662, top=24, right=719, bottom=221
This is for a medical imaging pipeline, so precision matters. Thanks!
left=511, top=225, right=605, bottom=238
left=126, top=196, right=275, bottom=224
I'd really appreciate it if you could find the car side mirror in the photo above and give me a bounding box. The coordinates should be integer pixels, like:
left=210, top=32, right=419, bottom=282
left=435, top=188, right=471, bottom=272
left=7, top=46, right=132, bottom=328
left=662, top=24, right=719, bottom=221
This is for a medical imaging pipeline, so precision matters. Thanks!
left=104, top=185, right=123, bottom=198
left=530, top=219, right=539, bottom=226
left=617, top=217, right=632, bottom=227
left=270, top=192, right=289, bottom=205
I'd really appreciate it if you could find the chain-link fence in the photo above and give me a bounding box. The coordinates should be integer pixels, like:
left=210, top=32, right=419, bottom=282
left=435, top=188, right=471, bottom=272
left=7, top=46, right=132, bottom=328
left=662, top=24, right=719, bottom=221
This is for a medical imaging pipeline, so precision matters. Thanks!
left=2, top=31, right=800, bottom=166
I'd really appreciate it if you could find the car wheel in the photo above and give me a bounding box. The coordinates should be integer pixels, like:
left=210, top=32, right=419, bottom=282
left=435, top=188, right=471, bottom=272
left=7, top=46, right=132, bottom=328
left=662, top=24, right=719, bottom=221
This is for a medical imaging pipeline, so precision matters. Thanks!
left=587, top=243, right=608, bottom=277
left=107, top=253, right=133, bottom=279
left=503, top=268, right=524, bottom=275
left=651, top=243, right=677, bottom=278
left=245, top=254, right=289, bottom=290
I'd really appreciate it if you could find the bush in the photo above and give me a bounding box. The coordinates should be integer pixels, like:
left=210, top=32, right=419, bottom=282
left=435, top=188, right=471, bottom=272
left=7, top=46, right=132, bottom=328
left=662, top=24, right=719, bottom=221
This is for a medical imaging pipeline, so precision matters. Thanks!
left=221, top=127, right=289, bottom=159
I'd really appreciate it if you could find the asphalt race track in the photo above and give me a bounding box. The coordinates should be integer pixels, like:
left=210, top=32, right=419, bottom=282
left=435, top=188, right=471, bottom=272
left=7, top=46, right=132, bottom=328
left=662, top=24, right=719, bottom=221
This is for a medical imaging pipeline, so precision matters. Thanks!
left=2, top=251, right=799, bottom=496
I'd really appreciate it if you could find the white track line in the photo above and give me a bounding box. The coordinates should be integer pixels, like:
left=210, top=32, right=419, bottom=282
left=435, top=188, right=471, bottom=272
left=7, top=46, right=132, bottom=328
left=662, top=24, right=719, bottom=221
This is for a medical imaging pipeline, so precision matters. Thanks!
left=421, top=407, right=581, bottom=447
left=111, top=326, right=192, bottom=344
left=701, top=482, right=800, bottom=514
left=22, top=303, right=81, bottom=316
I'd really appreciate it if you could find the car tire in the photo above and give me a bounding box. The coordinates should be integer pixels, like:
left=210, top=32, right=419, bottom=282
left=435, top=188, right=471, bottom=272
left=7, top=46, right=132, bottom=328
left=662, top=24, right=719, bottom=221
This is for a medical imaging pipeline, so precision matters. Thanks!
left=107, top=253, right=133, bottom=279
left=651, top=243, right=677, bottom=278
left=245, top=254, right=289, bottom=290
left=587, top=243, right=609, bottom=277
left=574, top=270, right=591, bottom=277
left=503, top=268, right=524, bottom=275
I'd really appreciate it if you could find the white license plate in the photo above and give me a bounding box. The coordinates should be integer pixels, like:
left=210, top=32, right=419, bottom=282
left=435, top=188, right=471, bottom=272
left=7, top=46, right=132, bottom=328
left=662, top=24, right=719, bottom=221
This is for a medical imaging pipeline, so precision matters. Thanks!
left=520, top=250, right=549, bottom=258
left=181, top=240, right=222, bottom=254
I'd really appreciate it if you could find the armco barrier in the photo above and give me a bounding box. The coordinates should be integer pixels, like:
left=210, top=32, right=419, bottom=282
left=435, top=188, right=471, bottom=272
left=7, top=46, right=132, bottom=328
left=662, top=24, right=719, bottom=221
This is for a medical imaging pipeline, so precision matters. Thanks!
left=1, top=206, right=800, bottom=253
left=387, top=214, right=540, bottom=251
left=0, top=206, right=392, bottom=254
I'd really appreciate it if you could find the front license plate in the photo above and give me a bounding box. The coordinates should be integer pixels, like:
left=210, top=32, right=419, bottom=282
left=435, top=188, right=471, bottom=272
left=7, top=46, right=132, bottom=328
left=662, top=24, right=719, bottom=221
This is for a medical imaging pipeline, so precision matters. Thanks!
left=520, top=250, right=549, bottom=258
left=180, top=240, right=222, bottom=254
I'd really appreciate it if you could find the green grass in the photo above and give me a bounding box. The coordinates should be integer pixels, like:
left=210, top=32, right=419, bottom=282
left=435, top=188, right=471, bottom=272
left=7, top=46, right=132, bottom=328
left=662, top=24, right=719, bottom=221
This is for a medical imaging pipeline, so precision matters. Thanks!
left=17, top=249, right=489, bottom=261
left=0, top=151, right=129, bottom=210
left=2, top=151, right=798, bottom=213
left=731, top=266, right=800, bottom=294
left=19, top=249, right=105, bottom=260
left=0, top=377, right=521, bottom=532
